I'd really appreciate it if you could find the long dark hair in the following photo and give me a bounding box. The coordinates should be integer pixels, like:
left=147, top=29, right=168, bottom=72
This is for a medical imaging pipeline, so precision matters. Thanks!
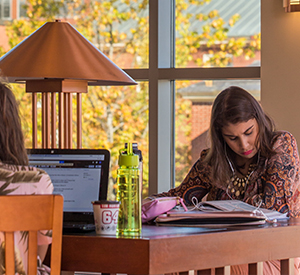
left=0, top=81, right=28, bottom=165
left=205, top=86, right=276, bottom=186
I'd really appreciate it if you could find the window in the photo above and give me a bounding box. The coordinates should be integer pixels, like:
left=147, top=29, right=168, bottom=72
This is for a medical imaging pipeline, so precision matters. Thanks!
left=0, top=0, right=11, bottom=20
left=18, top=0, right=26, bottom=18
left=173, top=0, right=261, bottom=189
left=175, top=0, right=261, bottom=68
left=4, top=0, right=261, bottom=198
left=175, top=79, right=260, bottom=187
left=83, top=83, right=149, bottom=200
left=128, top=0, right=260, bottom=194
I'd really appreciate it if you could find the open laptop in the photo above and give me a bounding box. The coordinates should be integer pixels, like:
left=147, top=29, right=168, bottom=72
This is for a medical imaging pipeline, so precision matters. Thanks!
left=27, top=148, right=110, bottom=232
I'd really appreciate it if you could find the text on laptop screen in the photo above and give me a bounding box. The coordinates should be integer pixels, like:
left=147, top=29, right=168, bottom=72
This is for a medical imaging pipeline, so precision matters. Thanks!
left=27, top=151, right=107, bottom=212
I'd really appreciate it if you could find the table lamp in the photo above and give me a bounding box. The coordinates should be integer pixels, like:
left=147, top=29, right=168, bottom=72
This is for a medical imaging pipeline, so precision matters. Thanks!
left=0, top=20, right=137, bottom=149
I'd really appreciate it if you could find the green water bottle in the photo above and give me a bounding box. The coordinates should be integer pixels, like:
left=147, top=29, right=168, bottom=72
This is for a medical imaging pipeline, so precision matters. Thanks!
left=116, top=142, right=141, bottom=236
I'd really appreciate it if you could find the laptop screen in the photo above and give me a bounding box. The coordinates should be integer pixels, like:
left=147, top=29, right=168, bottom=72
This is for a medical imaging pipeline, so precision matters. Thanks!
left=27, top=149, right=110, bottom=213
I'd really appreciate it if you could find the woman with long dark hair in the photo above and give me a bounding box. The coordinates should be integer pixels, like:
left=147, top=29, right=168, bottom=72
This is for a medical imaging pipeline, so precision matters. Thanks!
left=153, top=86, right=300, bottom=274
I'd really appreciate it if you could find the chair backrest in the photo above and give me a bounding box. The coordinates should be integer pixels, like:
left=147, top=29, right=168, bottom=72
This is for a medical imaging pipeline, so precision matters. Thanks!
left=0, top=194, right=64, bottom=275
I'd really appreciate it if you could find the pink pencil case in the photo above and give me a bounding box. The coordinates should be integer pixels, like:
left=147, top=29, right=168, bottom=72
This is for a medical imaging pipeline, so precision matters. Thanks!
left=141, top=196, right=188, bottom=223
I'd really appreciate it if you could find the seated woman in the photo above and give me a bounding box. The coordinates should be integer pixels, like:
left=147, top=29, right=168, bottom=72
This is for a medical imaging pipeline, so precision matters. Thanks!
left=0, top=81, right=53, bottom=275
left=152, top=86, right=300, bottom=275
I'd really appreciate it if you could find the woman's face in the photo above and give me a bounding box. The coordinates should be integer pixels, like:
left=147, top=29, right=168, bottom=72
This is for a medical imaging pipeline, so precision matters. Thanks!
left=222, top=118, right=259, bottom=161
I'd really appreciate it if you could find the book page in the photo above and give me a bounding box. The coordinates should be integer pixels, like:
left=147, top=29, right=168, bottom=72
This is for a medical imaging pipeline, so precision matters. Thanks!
left=198, top=200, right=258, bottom=212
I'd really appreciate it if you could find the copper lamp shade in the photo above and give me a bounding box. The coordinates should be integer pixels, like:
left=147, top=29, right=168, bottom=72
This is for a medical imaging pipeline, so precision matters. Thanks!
left=0, top=20, right=137, bottom=87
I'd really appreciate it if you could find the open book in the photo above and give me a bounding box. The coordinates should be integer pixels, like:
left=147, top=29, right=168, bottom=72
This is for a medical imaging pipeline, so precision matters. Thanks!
left=155, top=200, right=288, bottom=227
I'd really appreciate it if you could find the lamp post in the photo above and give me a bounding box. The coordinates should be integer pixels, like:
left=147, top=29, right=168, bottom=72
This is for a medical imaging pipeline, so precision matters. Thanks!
left=0, top=20, right=137, bottom=149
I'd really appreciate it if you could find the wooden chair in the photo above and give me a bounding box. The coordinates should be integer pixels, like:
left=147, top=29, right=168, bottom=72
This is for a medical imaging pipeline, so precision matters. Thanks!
left=0, top=194, right=64, bottom=275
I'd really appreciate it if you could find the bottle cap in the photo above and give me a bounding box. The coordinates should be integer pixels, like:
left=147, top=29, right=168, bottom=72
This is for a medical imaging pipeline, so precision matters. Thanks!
left=125, top=142, right=143, bottom=162
left=119, top=142, right=139, bottom=167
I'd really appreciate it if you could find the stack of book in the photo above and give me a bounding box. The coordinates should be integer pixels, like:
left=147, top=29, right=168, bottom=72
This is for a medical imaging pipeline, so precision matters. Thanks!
left=155, top=200, right=288, bottom=227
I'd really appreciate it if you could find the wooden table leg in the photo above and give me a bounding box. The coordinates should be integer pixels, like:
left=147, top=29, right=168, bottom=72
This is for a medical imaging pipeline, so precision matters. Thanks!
left=196, top=269, right=211, bottom=275
left=248, top=262, right=263, bottom=275
left=195, top=266, right=230, bottom=275
left=215, top=266, right=230, bottom=275
left=280, top=258, right=294, bottom=275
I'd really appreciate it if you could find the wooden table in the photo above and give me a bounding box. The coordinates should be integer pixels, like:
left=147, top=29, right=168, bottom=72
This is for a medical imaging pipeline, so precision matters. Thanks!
left=61, top=219, right=300, bottom=275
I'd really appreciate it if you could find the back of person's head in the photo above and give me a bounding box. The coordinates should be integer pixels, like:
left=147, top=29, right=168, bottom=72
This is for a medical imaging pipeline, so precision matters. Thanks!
left=206, top=86, right=276, bottom=185
left=0, top=81, right=28, bottom=165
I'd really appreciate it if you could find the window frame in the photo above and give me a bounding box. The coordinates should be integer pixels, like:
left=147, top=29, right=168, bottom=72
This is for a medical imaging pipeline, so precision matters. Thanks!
left=124, top=0, right=260, bottom=195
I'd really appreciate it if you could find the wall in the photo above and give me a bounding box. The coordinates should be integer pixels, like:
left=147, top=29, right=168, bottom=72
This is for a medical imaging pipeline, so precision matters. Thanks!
left=261, top=0, right=300, bottom=143
left=191, top=103, right=211, bottom=163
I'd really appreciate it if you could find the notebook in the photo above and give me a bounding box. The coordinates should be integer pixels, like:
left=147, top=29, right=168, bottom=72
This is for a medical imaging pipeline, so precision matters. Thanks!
left=27, top=148, right=110, bottom=232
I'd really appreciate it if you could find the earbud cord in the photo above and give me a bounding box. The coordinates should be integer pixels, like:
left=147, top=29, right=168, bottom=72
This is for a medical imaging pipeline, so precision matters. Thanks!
left=225, top=143, right=260, bottom=201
